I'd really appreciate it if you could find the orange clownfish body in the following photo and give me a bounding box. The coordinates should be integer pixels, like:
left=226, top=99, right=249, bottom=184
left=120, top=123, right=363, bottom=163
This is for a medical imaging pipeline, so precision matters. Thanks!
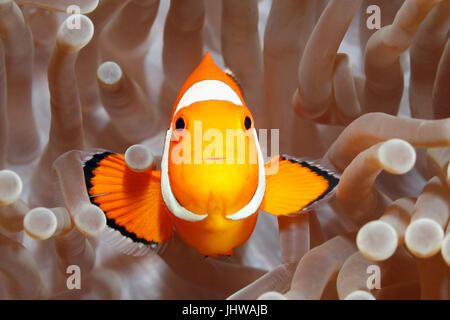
left=84, top=53, right=339, bottom=257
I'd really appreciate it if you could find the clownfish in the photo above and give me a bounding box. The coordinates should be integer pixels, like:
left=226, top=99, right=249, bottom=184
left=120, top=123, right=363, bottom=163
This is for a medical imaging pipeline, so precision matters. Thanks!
left=83, top=53, right=339, bottom=257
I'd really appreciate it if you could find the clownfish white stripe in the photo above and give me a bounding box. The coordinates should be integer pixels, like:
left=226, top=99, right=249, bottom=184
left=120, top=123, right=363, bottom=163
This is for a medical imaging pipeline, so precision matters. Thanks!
left=173, top=80, right=243, bottom=118
left=161, top=129, right=208, bottom=222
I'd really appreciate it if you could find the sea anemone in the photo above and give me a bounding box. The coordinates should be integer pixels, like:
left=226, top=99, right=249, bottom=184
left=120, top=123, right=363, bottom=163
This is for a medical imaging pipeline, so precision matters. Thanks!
left=0, top=0, right=449, bottom=300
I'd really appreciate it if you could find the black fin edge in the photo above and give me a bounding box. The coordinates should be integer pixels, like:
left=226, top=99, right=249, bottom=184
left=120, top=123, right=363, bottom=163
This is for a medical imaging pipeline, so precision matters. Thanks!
left=280, top=155, right=340, bottom=207
left=83, top=151, right=114, bottom=192
left=83, top=151, right=158, bottom=246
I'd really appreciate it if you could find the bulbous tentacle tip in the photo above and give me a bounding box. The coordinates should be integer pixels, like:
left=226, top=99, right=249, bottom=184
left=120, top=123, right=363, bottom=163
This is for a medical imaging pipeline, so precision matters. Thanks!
left=125, top=144, right=155, bottom=172
left=378, top=139, right=416, bottom=175
left=357, top=220, right=398, bottom=261
left=405, top=218, right=444, bottom=258
left=57, top=14, right=94, bottom=53
left=0, top=170, right=22, bottom=206
left=97, top=61, right=123, bottom=90
left=74, top=203, right=106, bottom=237
left=24, top=207, right=57, bottom=240
left=344, top=290, right=376, bottom=300
left=15, top=0, right=99, bottom=14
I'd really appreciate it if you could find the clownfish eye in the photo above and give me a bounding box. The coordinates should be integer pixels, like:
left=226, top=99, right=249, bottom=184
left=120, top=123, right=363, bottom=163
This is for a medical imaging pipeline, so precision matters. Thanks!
left=175, top=117, right=185, bottom=130
left=244, top=116, right=252, bottom=130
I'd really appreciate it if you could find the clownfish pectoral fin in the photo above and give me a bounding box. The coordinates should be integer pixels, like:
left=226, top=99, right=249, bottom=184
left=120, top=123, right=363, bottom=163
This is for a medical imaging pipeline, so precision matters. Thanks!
left=83, top=152, right=173, bottom=256
left=260, top=155, right=340, bottom=216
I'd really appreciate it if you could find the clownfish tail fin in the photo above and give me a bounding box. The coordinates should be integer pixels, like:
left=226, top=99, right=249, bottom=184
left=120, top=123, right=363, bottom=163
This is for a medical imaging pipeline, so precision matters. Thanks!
left=83, top=151, right=173, bottom=256
left=261, top=155, right=340, bottom=216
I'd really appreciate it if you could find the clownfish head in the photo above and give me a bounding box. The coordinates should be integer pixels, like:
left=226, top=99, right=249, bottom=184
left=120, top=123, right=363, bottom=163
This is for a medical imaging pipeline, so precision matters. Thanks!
left=160, top=53, right=266, bottom=224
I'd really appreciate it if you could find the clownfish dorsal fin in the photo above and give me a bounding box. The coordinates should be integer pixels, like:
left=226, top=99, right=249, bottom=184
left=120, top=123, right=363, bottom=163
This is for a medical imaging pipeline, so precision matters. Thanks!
left=261, top=155, right=340, bottom=216
left=169, top=52, right=246, bottom=121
